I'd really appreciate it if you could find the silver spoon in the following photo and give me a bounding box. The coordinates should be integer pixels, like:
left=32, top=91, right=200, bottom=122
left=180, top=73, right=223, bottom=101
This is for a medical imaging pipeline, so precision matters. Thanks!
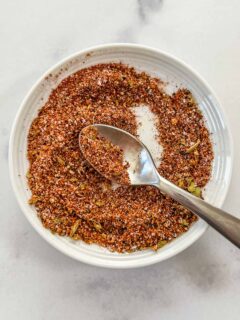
left=79, top=124, right=240, bottom=248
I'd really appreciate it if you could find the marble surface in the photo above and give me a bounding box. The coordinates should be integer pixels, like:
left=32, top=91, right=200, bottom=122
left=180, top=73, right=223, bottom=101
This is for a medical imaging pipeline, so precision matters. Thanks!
left=1, top=0, right=240, bottom=319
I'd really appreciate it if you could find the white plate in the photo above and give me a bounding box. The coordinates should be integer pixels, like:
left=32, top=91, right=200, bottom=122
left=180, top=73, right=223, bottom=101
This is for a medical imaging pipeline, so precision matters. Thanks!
left=9, top=44, right=233, bottom=268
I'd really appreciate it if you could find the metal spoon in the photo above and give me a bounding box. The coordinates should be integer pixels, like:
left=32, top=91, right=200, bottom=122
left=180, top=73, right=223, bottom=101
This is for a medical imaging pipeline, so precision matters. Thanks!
left=79, top=124, right=240, bottom=248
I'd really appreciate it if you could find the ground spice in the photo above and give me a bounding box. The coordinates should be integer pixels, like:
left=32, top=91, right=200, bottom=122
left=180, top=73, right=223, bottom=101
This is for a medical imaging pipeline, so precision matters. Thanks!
left=80, top=126, right=130, bottom=185
left=27, top=63, right=213, bottom=253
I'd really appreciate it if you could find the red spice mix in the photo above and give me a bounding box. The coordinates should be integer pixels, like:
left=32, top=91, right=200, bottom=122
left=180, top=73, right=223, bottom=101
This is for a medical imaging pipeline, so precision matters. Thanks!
left=27, top=63, right=213, bottom=252
left=80, top=126, right=130, bottom=185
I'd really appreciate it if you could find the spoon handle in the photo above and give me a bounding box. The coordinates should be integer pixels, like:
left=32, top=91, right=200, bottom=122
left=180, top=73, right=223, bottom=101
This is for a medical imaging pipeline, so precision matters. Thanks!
left=155, top=175, right=240, bottom=248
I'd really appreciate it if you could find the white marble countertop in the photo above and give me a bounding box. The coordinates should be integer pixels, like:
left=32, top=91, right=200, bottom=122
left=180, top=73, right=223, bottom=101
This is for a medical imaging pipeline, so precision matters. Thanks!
left=1, top=0, right=240, bottom=319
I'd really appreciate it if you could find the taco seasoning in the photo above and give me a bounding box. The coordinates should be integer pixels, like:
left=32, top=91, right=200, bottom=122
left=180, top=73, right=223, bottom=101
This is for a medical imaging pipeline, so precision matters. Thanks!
left=27, top=63, right=213, bottom=253
left=79, top=126, right=130, bottom=185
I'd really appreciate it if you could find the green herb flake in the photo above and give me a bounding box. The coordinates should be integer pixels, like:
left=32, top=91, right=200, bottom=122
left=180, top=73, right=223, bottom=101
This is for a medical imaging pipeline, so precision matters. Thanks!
left=180, top=219, right=189, bottom=227
left=186, top=139, right=200, bottom=153
left=70, top=220, right=80, bottom=237
left=151, top=240, right=168, bottom=250
left=28, top=195, right=40, bottom=205
left=57, top=156, right=65, bottom=166
left=93, top=222, right=102, bottom=231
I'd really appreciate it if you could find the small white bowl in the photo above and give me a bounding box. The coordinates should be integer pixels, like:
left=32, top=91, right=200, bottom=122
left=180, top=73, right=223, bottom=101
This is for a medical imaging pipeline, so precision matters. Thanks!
left=9, top=44, right=233, bottom=268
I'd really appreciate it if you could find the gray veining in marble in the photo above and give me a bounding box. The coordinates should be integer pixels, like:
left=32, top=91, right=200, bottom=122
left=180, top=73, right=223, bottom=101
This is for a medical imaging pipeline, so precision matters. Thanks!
left=0, top=0, right=240, bottom=319
left=138, top=0, right=163, bottom=22
left=117, top=0, right=163, bottom=42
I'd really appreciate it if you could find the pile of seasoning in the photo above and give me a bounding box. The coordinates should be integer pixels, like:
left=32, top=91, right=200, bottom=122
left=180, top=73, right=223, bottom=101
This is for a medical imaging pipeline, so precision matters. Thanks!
left=27, top=63, right=213, bottom=253
left=79, top=126, right=130, bottom=185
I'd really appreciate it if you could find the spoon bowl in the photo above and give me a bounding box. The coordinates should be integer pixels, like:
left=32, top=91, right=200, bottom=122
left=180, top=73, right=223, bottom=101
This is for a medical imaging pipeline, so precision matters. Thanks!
left=79, top=124, right=160, bottom=185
